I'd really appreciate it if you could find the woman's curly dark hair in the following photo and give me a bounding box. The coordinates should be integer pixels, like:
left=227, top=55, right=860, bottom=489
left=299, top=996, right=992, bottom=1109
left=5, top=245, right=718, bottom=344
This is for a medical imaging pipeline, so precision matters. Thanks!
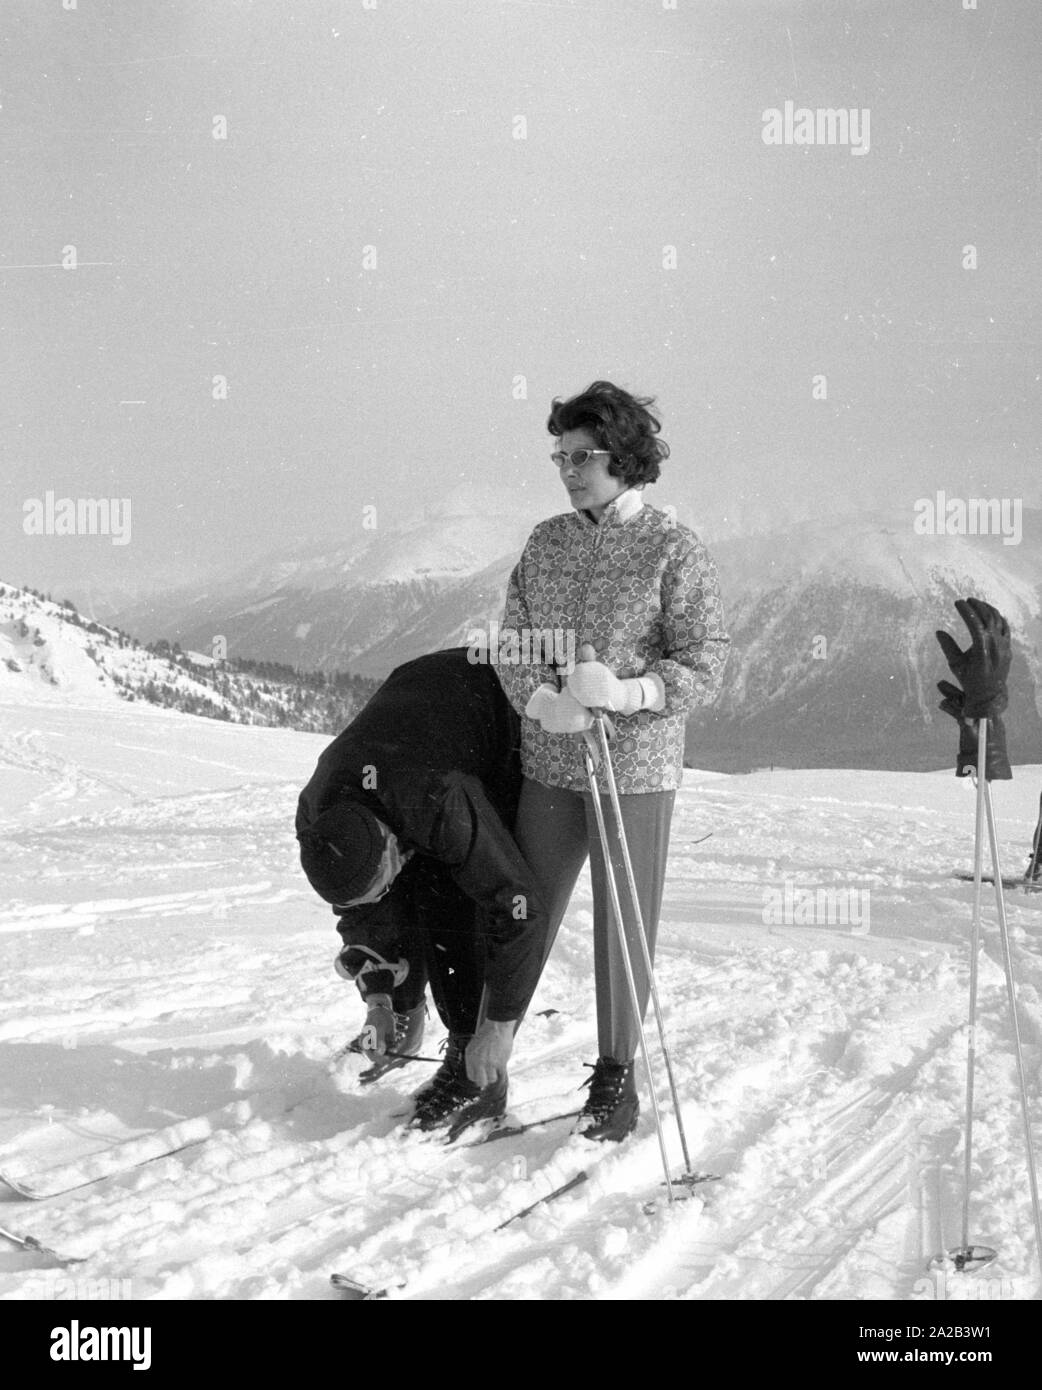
left=546, top=380, right=670, bottom=487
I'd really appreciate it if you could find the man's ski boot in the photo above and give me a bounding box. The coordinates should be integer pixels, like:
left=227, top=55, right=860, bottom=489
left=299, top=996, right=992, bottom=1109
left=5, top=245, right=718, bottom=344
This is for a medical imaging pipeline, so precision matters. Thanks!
left=409, top=1032, right=508, bottom=1139
left=574, top=1057, right=639, bottom=1143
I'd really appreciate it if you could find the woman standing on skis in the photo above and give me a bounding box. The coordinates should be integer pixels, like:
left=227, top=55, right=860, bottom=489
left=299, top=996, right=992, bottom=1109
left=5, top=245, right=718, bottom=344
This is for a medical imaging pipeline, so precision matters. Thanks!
left=495, top=380, right=729, bottom=1141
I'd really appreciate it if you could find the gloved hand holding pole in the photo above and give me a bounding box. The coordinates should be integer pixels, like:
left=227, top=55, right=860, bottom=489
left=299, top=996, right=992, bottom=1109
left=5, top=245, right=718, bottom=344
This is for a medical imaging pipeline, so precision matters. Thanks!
left=937, top=680, right=1012, bottom=781
left=568, top=643, right=647, bottom=716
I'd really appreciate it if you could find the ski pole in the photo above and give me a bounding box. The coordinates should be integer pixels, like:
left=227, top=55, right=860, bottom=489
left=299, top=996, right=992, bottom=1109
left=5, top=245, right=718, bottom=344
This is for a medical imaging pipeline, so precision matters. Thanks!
left=591, top=713, right=694, bottom=1178
left=582, top=733, right=675, bottom=1204
left=981, top=755, right=1042, bottom=1280
left=959, top=716, right=988, bottom=1257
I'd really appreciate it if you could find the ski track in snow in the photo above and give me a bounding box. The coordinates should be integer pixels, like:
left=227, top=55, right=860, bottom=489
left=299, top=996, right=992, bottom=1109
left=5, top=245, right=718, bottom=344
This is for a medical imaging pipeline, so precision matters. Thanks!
left=1, top=699, right=1041, bottom=1300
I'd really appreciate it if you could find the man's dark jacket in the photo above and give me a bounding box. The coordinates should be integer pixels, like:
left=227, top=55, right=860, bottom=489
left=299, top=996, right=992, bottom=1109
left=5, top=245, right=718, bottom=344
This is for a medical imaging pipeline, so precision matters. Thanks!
left=296, top=648, right=546, bottom=1021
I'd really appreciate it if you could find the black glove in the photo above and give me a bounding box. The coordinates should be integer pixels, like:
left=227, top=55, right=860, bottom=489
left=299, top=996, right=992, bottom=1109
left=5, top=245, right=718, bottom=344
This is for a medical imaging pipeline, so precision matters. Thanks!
left=937, top=679, right=1012, bottom=780
left=935, top=598, right=1011, bottom=718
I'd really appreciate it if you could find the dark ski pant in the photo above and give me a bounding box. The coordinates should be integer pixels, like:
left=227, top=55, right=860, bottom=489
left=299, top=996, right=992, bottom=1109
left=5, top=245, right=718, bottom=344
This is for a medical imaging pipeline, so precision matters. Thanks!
left=336, top=857, right=486, bottom=1038
left=512, top=776, right=675, bottom=1064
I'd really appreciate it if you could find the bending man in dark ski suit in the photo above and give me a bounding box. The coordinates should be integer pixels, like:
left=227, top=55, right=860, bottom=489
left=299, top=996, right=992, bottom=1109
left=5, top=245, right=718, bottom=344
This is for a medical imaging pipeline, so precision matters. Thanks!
left=296, top=647, right=549, bottom=1132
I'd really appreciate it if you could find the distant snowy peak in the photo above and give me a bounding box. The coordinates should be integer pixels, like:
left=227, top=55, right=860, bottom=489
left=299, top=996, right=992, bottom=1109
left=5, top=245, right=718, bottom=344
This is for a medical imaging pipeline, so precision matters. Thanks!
left=104, top=496, right=537, bottom=668
left=344, top=508, right=530, bottom=586
left=714, top=510, right=1042, bottom=621
left=119, top=494, right=534, bottom=609
left=686, top=510, right=1042, bottom=771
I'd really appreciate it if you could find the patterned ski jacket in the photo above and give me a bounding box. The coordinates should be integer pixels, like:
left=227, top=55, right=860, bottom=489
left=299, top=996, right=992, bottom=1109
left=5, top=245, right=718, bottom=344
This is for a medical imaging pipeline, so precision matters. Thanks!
left=496, top=487, right=730, bottom=794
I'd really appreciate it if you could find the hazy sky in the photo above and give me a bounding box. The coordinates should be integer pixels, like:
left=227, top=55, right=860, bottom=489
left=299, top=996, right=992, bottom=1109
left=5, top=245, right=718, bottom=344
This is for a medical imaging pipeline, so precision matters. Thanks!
left=2, top=0, right=1040, bottom=602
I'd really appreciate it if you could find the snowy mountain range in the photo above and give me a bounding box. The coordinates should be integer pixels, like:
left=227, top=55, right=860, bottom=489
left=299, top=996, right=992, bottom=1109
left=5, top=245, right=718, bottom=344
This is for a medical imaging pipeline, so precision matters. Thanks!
left=688, top=512, right=1042, bottom=771
left=104, top=487, right=534, bottom=680
left=56, top=501, right=1042, bottom=773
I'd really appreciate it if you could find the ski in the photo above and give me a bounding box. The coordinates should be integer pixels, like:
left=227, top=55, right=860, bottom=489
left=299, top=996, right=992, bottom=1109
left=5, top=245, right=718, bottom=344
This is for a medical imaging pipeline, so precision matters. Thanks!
left=358, top=1053, right=427, bottom=1087
left=0, top=1067, right=357, bottom=1201
left=0, top=1221, right=83, bottom=1265
left=464, top=1108, right=583, bottom=1146
left=471, top=1112, right=721, bottom=1204
left=329, top=1170, right=592, bottom=1298
left=0, top=1088, right=289, bottom=1200
left=0, top=1131, right=209, bottom=1200
left=329, top=1158, right=719, bottom=1297
left=953, top=871, right=1042, bottom=892
left=332, top=1040, right=441, bottom=1070
left=494, top=1169, right=589, bottom=1229
left=0, top=1036, right=442, bottom=1203
left=330, top=1273, right=391, bottom=1299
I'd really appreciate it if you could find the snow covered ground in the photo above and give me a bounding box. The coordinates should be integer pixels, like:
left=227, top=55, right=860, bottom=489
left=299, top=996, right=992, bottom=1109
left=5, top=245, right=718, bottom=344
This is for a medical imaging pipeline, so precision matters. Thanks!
left=1, top=691, right=1041, bottom=1301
